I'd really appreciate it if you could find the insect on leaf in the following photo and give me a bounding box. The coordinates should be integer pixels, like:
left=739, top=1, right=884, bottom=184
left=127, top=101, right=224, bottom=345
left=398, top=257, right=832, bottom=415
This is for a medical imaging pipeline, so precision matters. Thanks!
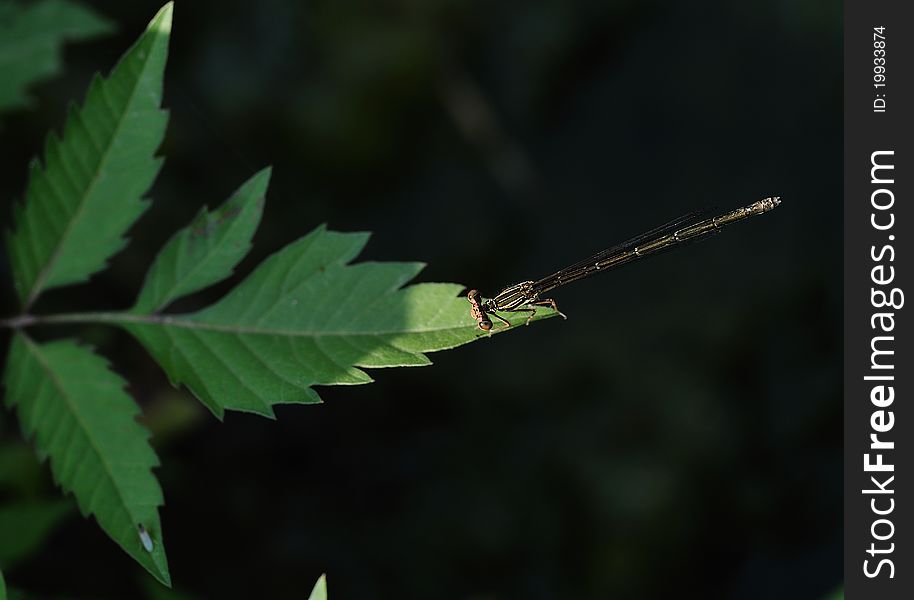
left=6, top=2, right=172, bottom=308
left=2, top=334, right=170, bottom=585
left=124, top=222, right=556, bottom=419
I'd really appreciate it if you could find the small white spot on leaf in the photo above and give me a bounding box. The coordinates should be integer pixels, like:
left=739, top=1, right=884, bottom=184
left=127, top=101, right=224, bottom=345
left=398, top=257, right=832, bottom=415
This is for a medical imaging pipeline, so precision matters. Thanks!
left=138, top=524, right=154, bottom=552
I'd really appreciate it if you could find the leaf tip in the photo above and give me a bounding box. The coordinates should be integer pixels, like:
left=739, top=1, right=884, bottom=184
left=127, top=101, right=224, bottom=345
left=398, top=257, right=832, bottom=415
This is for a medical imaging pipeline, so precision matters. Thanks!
left=247, top=165, right=273, bottom=202
left=149, top=2, right=174, bottom=35
left=152, top=561, right=172, bottom=588
left=308, top=574, right=328, bottom=600
left=144, top=523, right=171, bottom=587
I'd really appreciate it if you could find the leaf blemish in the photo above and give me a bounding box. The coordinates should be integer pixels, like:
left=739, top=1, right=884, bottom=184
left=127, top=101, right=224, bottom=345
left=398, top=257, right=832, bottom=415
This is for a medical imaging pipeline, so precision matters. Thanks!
left=216, top=203, right=242, bottom=224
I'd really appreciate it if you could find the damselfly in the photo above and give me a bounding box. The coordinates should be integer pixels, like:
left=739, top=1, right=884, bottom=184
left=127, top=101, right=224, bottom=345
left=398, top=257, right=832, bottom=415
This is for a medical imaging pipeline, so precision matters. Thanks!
left=468, top=196, right=780, bottom=330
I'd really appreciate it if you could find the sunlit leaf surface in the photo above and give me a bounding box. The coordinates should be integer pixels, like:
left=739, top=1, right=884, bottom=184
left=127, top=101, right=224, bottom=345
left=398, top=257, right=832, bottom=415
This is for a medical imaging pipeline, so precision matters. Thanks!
left=126, top=224, right=555, bottom=418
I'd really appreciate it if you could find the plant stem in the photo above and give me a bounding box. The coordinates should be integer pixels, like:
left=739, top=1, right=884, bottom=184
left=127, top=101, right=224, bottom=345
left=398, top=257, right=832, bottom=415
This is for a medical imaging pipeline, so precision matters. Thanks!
left=0, top=312, right=169, bottom=329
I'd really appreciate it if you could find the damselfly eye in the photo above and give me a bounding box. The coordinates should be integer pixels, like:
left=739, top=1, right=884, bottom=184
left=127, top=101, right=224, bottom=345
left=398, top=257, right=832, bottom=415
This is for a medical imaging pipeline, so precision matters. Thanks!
left=478, top=319, right=493, bottom=331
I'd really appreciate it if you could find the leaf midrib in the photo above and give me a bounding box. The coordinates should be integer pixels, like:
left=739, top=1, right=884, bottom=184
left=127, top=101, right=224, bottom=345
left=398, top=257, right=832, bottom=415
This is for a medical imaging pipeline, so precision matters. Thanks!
left=149, top=203, right=254, bottom=312
left=133, top=312, right=477, bottom=337
left=21, top=304, right=554, bottom=337
left=19, top=335, right=142, bottom=531
left=24, top=43, right=156, bottom=308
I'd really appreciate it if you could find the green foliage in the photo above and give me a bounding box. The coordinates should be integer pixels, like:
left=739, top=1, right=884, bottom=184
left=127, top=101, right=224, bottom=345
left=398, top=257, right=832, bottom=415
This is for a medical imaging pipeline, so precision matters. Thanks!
left=140, top=575, right=196, bottom=600
left=0, top=498, right=71, bottom=568
left=125, top=222, right=548, bottom=418
left=131, top=167, right=270, bottom=314
left=0, top=0, right=112, bottom=114
left=3, top=335, right=169, bottom=584
left=307, top=575, right=328, bottom=600
left=0, top=0, right=556, bottom=590
left=0, top=568, right=5, bottom=600
left=308, top=575, right=327, bottom=600
left=0, top=441, right=44, bottom=495
left=6, top=2, right=170, bottom=307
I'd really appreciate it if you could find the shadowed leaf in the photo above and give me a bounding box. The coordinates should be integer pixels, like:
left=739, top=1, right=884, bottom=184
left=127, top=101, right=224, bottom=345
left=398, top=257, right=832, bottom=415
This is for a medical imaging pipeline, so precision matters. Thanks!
left=6, top=2, right=171, bottom=307
left=0, top=498, right=72, bottom=568
left=132, top=167, right=270, bottom=313
left=3, top=334, right=169, bottom=585
left=0, top=0, right=113, bottom=114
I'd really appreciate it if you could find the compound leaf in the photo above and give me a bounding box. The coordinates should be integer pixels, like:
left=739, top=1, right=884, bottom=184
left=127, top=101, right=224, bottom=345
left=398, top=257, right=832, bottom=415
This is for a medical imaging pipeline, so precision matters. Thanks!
left=2, top=334, right=169, bottom=585
left=132, top=167, right=270, bottom=313
left=124, top=224, right=555, bottom=418
left=0, top=0, right=113, bottom=114
left=6, top=2, right=171, bottom=308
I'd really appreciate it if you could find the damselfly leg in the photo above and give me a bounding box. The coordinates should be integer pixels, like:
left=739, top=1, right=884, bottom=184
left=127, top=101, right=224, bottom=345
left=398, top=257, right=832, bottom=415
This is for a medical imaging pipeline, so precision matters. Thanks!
left=497, top=298, right=567, bottom=326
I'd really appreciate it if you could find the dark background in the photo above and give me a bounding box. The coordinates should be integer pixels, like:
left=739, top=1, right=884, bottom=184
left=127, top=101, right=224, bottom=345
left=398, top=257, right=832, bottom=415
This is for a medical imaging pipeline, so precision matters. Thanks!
left=0, top=0, right=842, bottom=598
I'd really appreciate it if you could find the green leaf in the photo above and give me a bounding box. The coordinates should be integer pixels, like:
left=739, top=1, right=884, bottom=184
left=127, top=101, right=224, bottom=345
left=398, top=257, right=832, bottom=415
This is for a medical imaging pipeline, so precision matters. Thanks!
left=6, top=2, right=172, bottom=308
left=823, top=587, right=843, bottom=600
left=140, top=575, right=196, bottom=600
left=0, top=498, right=72, bottom=568
left=2, top=334, right=170, bottom=585
left=0, top=0, right=113, bottom=114
left=132, top=167, right=270, bottom=313
left=307, top=574, right=327, bottom=600
left=0, top=568, right=5, bottom=600
left=124, top=223, right=555, bottom=418
left=0, top=442, right=45, bottom=495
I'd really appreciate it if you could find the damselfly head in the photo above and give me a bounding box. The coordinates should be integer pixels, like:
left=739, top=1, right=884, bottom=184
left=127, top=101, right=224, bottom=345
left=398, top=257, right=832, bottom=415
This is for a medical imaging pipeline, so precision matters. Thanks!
left=750, top=196, right=781, bottom=214
left=467, top=289, right=494, bottom=330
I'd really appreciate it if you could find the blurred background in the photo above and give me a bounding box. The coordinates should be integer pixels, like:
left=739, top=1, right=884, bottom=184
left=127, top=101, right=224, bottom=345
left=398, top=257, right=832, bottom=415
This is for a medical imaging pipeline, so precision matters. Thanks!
left=0, top=0, right=841, bottom=598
